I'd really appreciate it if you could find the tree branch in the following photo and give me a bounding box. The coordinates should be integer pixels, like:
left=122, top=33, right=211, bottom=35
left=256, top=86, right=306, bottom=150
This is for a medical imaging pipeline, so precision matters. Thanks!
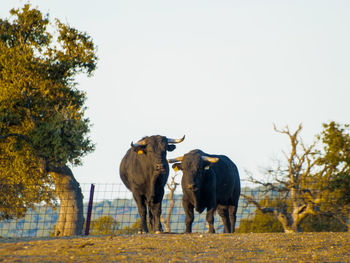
left=241, top=194, right=277, bottom=214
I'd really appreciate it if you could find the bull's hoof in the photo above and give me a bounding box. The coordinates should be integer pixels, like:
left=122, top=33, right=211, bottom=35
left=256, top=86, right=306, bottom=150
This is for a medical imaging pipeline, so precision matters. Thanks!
left=155, top=231, right=161, bottom=234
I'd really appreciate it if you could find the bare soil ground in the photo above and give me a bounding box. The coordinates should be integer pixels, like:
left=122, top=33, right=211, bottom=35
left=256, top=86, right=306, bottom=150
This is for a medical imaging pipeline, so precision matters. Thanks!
left=0, top=232, right=349, bottom=262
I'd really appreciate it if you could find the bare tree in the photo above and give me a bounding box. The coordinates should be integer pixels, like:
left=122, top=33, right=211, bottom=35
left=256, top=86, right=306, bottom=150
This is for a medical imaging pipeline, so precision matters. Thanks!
left=242, top=124, right=322, bottom=233
left=161, top=172, right=179, bottom=232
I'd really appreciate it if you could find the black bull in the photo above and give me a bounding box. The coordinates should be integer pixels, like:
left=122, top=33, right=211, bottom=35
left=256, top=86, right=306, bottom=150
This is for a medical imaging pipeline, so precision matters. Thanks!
left=120, top=135, right=185, bottom=233
left=169, top=149, right=240, bottom=233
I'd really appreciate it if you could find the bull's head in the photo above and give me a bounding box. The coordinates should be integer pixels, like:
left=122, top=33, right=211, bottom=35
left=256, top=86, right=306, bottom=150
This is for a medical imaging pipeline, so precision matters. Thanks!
left=131, top=135, right=185, bottom=175
left=168, top=154, right=219, bottom=175
left=168, top=151, right=218, bottom=211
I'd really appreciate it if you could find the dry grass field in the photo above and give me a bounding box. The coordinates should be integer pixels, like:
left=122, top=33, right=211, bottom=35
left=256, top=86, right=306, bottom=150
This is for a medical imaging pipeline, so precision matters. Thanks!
left=1, top=232, right=350, bottom=262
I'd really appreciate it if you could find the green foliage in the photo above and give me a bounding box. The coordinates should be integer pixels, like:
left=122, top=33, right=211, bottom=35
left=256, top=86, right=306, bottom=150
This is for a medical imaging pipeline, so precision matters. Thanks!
left=300, top=214, right=347, bottom=232
left=237, top=211, right=284, bottom=233
left=238, top=195, right=347, bottom=233
left=0, top=141, right=56, bottom=220
left=314, top=121, right=350, bottom=229
left=238, top=210, right=347, bottom=233
left=237, top=198, right=284, bottom=233
left=0, top=4, right=97, bottom=220
left=318, top=122, right=350, bottom=205
left=89, top=216, right=120, bottom=236
left=118, top=218, right=142, bottom=234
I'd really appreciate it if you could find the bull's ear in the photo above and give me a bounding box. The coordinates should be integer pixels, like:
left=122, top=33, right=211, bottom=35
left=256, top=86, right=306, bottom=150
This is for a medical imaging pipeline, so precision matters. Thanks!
left=172, top=163, right=182, bottom=171
left=132, top=145, right=146, bottom=154
left=203, top=162, right=215, bottom=171
left=202, top=156, right=219, bottom=171
left=167, top=144, right=176, bottom=152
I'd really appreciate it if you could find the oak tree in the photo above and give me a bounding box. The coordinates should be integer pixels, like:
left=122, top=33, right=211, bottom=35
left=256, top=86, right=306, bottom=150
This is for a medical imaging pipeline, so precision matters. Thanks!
left=0, top=4, right=97, bottom=236
left=315, top=122, right=350, bottom=230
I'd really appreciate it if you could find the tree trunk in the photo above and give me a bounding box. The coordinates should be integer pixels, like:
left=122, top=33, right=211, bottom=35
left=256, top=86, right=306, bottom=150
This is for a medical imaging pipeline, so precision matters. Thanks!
left=160, top=175, right=178, bottom=233
left=161, top=190, right=175, bottom=233
left=276, top=211, right=300, bottom=233
left=49, top=165, right=84, bottom=237
left=279, top=204, right=314, bottom=233
left=282, top=225, right=299, bottom=233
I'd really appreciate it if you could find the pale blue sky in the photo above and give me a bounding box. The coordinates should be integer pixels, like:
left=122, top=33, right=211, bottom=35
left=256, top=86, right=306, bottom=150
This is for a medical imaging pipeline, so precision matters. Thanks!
left=2, top=1, right=349, bottom=186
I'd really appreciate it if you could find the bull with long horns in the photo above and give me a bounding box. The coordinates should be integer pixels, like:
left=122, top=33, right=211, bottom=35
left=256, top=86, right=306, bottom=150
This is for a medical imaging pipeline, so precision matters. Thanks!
left=169, top=149, right=240, bottom=233
left=120, top=135, right=185, bottom=233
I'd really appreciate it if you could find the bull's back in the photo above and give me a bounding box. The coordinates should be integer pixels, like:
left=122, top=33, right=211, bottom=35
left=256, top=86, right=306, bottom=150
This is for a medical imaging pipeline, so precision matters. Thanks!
left=119, top=149, right=133, bottom=190
left=120, top=149, right=167, bottom=197
left=212, top=155, right=240, bottom=203
left=120, top=149, right=148, bottom=190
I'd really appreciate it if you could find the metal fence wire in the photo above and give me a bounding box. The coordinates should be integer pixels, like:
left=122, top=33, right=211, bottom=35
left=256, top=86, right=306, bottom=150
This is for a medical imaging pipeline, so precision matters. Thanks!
left=0, top=182, right=347, bottom=238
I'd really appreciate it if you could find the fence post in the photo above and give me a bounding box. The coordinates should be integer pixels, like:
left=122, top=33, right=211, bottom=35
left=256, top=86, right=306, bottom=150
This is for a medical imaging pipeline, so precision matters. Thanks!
left=84, top=184, right=95, bottom=236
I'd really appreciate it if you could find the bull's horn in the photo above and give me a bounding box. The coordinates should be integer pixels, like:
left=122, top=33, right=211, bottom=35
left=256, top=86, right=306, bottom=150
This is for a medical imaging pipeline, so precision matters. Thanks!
left=168, top=156, right=184, bottom=163
left=201, top=156, right=219, bottom=163
left=131, top=139, right=147, bottom=147
left=167, top=135, right=185, bottom=144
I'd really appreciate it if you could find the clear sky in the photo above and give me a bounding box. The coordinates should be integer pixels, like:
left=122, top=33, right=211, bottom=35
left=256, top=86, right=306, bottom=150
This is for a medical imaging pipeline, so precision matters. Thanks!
left=1, top=0, right=349, bottom=186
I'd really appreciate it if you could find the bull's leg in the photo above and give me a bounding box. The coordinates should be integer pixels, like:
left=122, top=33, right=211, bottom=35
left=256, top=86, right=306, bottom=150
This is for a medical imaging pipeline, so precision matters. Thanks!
left=206, top=207, right=216, bottom=233
left=148, top=207, right=154, bottom=232
left=133, top=194, right=148, bottom=233
left=217, top=206, right=231, bottom=233
left=150, top=201, right=162, bottom=233
left=229, top=205, right=238, bottom=233
left=183, top=200, right=194, bottom=233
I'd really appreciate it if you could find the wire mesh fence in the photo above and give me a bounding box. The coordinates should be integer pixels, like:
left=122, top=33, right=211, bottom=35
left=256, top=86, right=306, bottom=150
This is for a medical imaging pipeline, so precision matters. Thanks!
left=0, top=182, right=348, bottom=238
